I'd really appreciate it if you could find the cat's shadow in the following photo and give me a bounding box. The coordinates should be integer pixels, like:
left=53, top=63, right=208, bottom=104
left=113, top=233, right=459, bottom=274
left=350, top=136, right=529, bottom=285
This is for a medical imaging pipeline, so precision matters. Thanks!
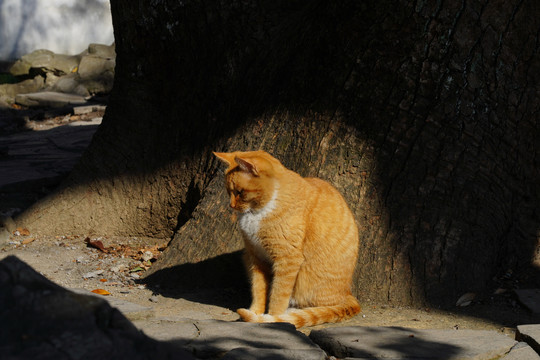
left=141, top=250, right=251, bottom=310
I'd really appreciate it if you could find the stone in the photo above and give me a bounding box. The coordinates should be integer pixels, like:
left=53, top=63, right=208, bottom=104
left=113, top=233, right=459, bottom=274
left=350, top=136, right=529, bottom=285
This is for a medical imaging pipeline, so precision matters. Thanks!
left=0, top=76, right=45, bottom=99
left=515, top=289, right=540, bottom=313
left=87, top=43, right=116, bottom=58
left=8, top=49, right=52, bottom=75
left=80, top=77, right=114, bottom=95
left=139, top=319, right=320, bottom=359
left=50, top=73, right=90, bottom=97
left=0, top=256, right=194, bottom=359
left=10, top=49, right=80, bottom=76
left=45, top=72, right=61, bottom=87
left=78, top=54, right=115, bottom=79
left=502, top=342, right=540, bottom=360
left=309, top=326, right=516, bottom=359
left=516, top=324, right=540, bottom=354
left=15, top=91, right=87, bottom=108
left=3, top=43, right=115, bottom=103
left=221, top=348, right=327, bottom=360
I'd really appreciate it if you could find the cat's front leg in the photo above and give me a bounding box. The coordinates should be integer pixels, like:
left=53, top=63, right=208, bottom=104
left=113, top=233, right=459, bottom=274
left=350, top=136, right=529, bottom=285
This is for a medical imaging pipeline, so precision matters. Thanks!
left=243, top=249, right=271, bottom=314
left=267, top=256, right=303, bottom=315
left=248, top=263, right=270, bottom=314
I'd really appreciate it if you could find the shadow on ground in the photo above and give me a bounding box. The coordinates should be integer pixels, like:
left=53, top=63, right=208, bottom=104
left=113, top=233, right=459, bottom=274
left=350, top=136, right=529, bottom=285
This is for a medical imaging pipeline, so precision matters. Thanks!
left=141, top=249, right=540, bottom=331
left=142, top=251, right=251, bottom=310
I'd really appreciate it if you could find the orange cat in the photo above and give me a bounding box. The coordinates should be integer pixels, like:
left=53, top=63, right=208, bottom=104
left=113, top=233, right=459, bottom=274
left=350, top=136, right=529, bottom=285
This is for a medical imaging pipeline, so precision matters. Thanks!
left=214, top=150, right=361, bottom=328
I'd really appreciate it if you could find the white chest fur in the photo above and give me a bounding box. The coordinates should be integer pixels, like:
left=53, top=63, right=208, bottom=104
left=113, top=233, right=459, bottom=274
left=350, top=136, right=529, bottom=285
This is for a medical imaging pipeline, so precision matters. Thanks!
left=238, top=190, right=278, bottom=262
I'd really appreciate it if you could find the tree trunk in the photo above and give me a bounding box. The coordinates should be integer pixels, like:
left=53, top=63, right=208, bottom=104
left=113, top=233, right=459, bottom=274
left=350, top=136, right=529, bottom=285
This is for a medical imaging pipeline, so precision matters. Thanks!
left=16, top=0, right=540, bottom=306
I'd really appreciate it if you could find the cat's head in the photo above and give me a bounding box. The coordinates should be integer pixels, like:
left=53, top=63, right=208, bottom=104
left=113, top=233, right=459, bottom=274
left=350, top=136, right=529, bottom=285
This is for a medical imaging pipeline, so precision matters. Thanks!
left=214, top=150, right=281, bottom=213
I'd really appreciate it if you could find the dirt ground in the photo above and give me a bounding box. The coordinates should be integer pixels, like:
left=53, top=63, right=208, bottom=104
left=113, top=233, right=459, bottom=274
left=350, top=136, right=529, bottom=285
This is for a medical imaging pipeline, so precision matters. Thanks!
left=1, top=232, right=539, bottom=337
left=1, top=105, right=539, bottom=337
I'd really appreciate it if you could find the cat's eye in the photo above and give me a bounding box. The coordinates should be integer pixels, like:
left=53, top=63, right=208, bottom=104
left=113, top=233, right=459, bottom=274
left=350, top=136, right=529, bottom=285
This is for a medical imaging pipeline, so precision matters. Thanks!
left=233, top=189, right=244, bottom=196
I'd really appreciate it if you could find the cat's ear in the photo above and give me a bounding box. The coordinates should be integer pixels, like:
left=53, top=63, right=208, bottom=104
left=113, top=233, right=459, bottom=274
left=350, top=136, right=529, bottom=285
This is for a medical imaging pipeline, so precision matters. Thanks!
left=235, top=156, right=259, bottom=176
left=213, top=152, right=235, bottom=166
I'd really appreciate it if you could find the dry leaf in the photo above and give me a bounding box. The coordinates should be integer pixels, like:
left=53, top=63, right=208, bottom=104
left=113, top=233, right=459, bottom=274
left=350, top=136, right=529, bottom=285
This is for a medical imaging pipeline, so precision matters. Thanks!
left=85, top=237, right=107, bottom=252
left=91, top=289, right=111, bottom=296
left=99, top=279, right=108, bottom=282
left=21, top=238, right=35, bottom=245
left=456, top=292, right=476, bottom=306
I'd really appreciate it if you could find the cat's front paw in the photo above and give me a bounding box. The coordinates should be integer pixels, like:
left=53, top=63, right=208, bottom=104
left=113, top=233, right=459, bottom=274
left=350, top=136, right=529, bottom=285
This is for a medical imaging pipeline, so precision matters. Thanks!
left=248, top=305, right=265, bottom=315
left=237, top=308, right=259, bottom=322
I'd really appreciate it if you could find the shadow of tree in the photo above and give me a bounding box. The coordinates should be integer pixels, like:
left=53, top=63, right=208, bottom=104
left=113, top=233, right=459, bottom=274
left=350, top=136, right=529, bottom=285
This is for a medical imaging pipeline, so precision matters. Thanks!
left=143, top=251, right=250, bottom=310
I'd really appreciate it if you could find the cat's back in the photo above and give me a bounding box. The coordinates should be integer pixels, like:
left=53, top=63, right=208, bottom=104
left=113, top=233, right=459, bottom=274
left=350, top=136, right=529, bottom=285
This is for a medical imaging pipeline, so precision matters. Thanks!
left=303, top=177, right=356, bottom=230
left=304, top=177, right=349, bottom=206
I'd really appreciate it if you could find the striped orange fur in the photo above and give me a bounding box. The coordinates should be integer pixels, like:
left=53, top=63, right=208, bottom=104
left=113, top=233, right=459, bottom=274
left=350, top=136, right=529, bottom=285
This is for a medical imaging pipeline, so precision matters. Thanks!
left=214, top=150, right=361, bottom=328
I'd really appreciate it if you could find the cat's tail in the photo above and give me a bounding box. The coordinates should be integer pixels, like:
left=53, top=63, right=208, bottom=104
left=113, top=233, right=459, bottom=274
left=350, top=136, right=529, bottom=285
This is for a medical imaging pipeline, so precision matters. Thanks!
left=237, top=295, right=361, bottom=328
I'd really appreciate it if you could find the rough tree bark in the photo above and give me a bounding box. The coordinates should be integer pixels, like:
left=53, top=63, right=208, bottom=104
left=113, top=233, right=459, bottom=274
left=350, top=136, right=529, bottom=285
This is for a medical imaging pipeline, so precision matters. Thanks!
left=16, top=0, right=540, bottom=306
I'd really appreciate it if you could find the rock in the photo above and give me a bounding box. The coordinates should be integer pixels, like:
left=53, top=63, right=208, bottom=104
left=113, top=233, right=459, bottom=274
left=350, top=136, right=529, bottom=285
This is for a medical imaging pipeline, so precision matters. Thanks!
left=140, top=319, right=321, bottom=359
left=516, top=324, right=540, bottom=354
left=0, top=76, right=45, bottom=99
left=15, top=91, right=87, bottom=108
left=221, top=348, right=327, bottom=360
left=49, top=73, right=91, bottom=97
left=78, top=54, right=115, bottom=79
left=2, top=43, right=115, bottom=104
left=502, top=342, right=540, bottom=360
left=8, top=49, right=51, bottom=75
left=515, top=289, right=540, bottom=313
left=0, top=256, right=194, bottom=359
left=309, top=326, right=516, bottom=359
left=10, top=49, right=80, bottom=76
left=79, top=76, right=114, bottom=95
left=5, top=42, right=115, bottom=102
left=87, top=43, right=116, bottom=58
